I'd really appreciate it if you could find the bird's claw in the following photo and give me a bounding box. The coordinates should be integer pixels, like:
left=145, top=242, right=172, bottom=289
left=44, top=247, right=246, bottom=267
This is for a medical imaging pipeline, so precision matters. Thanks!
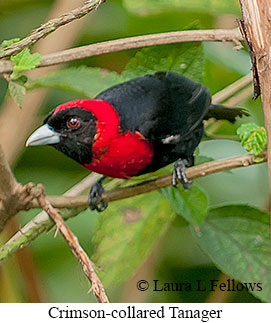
left=172, top=159, right=192, bottom=190
left=88, top=177, right=108, bottom=212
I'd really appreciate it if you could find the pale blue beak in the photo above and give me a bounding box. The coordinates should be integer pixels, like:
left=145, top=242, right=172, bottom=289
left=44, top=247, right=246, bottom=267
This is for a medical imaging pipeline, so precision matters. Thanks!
left=26, top=124, right=60, bottom=146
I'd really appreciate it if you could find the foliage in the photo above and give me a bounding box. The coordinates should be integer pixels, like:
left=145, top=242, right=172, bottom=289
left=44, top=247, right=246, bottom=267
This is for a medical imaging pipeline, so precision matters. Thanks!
left=91, top=41, right=209, bottom=286
left=27, top=42, right=204, bottom=97
left=160, top=186, right=208, bottom=225
left=122, top=42, right=204, bottom=82
left=92, top=192, right=175, bottom=286
left=3, top=47, right=41, bottom=107
left=28, top=67, right=124, bottom=98
left=237, top=123, right=267, bottom=156
left=192, top=205, right=271, bottom=302
left=8, top=79, right=26, bottom=108
left=0, top=38, right=20, bottom=48
left=10, top=48, right=41, bottom=79
left=0, top=0, right=268, bottom=304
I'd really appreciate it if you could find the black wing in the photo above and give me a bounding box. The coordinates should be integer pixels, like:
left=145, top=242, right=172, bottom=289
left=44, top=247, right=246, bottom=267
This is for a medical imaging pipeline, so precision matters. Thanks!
left=95, top=71, right=211, bottom=143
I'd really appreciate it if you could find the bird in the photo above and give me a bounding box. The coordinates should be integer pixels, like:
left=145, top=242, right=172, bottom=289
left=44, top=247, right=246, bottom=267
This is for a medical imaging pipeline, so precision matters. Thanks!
left=26, top=71, right=247, bottom=212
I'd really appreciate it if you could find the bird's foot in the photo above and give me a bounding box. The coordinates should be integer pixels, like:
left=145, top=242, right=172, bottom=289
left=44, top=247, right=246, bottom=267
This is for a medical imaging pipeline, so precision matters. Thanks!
left=88, top=176, right=108, bottom=212
left=172, top=159, right=192, bottom=189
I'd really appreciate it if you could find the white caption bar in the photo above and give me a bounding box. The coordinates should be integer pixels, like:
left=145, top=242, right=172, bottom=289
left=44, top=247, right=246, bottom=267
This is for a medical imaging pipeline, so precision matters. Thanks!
left=1, top=303, right=270, bottom=322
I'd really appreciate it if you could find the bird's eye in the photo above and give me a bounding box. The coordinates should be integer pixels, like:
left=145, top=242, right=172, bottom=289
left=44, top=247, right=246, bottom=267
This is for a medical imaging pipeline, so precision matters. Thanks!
left=67, top=117, right=80, bottom=129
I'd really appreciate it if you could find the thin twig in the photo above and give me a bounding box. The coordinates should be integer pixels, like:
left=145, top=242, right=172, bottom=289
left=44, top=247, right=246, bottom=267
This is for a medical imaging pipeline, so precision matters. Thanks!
left=0, top=28, right=242, bottom=74
left=35, top=185, right=109, bottom=303
left=212, top=73, right=253, bottom=104
left=0, top=0, right=89, bottom=303
left=224, top=85, right=253, bottom=107
left=0, top=68, right=262, bottom=260
left=0, top=0, right=106, bottom=59
left=0, top=173, right=99, bottom=259
left=0, top=152, right=266, bottom=266
left=0, top=0, right=91, bottom=165
left=24, top=153, right=267, bottom=209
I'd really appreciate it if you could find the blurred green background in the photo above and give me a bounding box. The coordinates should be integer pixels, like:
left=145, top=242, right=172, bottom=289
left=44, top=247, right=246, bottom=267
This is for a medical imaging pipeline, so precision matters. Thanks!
left=0, top=0, right=267, bottom=303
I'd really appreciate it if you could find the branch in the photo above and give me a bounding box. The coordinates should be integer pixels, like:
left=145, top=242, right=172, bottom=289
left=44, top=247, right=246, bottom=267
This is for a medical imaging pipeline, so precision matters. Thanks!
left=0, top=71, right=258, bottom=259
left=0, top=145, right=21, bottom=231
left=0, top=146, right=17, bottom=200
left=0, top=0, right=95, bottom=165
left=0, top=1, right=91, bottom=303
left=212, top=73, right=253, bottom=104
left=0, top=28, right=242, bottom=74
left=26, top=153, right=267, bottom=209
left=238, top=0, right=271, bottom=214
left=225, top=84, right=253, bottom=107
left=0, top=0, right=106, bottom=59
left=0, top=141, right=81, bottom=233
left=0, top=173, right=98, bottom=262
left=35, top=185, right=109, bottom=303
left=0, top=152, right=266, bottom=263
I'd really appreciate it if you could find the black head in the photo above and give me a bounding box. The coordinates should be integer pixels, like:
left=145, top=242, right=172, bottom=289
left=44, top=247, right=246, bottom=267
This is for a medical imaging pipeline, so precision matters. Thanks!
left=27, top=107, right=97, bottom=165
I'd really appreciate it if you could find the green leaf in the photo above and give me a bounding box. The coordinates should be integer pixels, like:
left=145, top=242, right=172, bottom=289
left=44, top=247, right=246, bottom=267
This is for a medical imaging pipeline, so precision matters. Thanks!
left=92, top=192, right=175, bottom=286
left=10, top=48, right=41, bottom=79
left=160, top=185, right=208, bottom=225
left=8, top=80, right=26, bottom=107
left=0, top=38, right=20, bottom=49
left=16, top=75, right=28, bottom=84
left=123, top=42, right=204, bottom=83
left=237, top=123, right=267, bottom=156
left=123, top=0, right=240, bottom=15
left=192, top=205, right=271, bottom=302
left=28, top=43, right=204, bottom=97
left=28, top=67, right=124, bottom=98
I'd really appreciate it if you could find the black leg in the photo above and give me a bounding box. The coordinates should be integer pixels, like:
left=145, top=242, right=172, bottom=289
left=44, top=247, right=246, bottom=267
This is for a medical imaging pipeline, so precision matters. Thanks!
left=88, top=176, right=108, bottom=212
left=172, top=158, right=192, bottom=189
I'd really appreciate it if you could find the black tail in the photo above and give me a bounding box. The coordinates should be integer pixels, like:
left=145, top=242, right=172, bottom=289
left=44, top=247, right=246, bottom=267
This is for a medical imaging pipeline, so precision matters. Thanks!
left=205, top=104, right=249, bottom=123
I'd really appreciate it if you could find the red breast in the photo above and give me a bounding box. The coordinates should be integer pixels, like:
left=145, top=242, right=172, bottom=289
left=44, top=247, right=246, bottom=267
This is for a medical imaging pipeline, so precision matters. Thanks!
left=54, top=99, right=154, bottom=178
